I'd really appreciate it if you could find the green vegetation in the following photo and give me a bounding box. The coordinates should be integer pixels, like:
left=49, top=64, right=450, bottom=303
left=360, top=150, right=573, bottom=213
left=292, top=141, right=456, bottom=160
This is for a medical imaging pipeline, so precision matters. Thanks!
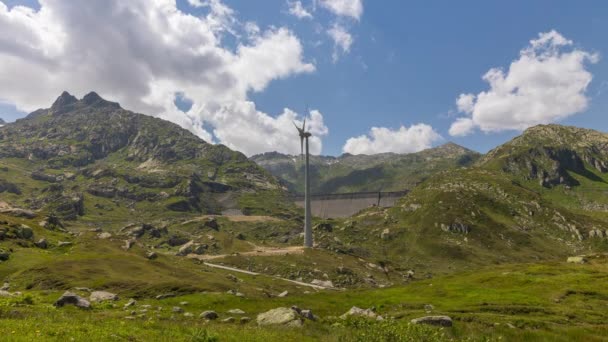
left=251, top=143, right=480, bottom=193
left=2, top=94, right=608, bottom=341
left=2, top=260, right=608, bottom=341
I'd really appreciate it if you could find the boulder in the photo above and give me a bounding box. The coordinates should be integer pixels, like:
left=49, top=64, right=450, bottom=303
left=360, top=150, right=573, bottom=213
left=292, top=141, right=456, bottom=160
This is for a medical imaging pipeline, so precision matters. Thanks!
left=256, top=307, right=303, bottom=327
left=203, top=217, right=219, bottom=230
left=240, top=317, right=251, bottom=324
left=54, top=291, right=91, bottom=309
left=200, top=310, right=219, bottom=320
left=16, top=225, right=34, bottom=240
left=277, top=290, right=289, bottom=298
left=35, top=238, right=48, bottom=249
left=0, top=290, right=12, bottom=297
left=567, top=256, right=587, bottom=264
left=340, top=306, right=383, bottom=320
left=167, top=235, right=189, bottom=247
left=172, top=306, right=183, bottom=313
left=176, top=240, right=195, bottom=256
left=146, top=251, right=158, bottom=260
left=411, top=315, right=453, bottom=327
left=57, top=241, right=72, bottom=247
left=222, top=317, right=235, bottom=323
left=300, top=309, right=316, bottom=321
left=90, top=291, right=118, bottom=302
left=123, top=239, right=136, bottom=250
left=0, top=249, right=11, bottom=261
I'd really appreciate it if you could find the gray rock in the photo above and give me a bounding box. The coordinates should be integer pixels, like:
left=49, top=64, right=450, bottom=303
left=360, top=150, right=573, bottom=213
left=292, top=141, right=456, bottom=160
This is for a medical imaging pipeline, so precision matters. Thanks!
left=203, top=217, right=219, bottom=230
left=222, top=317, right=235, bottom=323
left=146, top=251, right=158, bottom=260
left=54, top=291, right=91, bottom=309
left=200, top=310, right=219, bottom=320
left=172, top=306, right=183, bottom=313
left=567, top=256, right=587, bottom=264
left=176, top=240, right=195, bottom=256
left=240, top=317, right=251, bottom=324
left=180, top=301, right=189, bottom=306
left=184, top=312, right=194, bottom=317
left=16, top=225, right=34, bottom=240
left=227, top=309, right=245, bottom=315
left=300, top=309, right=316, bottom=321
left=35, top=238, right=48, bottom=249
left=90, top=291, right=118, bottom=302
left=340, top=306, right=383, bottom=320
left=57, top=241, right=72, bottom=247
left=0, top=283, right=9, bottom=291
left=0, top=290, right=12, bottom=297
left=277, top=290, right=289, bottom=298
left=0, top=249, right=10, bottom=261
left=256, top=307, right=303, bottom=327
left=411, top=315, right=453, bottom=327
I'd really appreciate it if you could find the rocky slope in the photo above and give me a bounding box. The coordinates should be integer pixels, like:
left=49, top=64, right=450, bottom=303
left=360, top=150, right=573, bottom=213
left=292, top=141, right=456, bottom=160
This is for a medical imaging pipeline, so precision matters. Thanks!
left=479, top=124, right=608, bottom=187
left=251, top=143, right=481, bottom=193
left=328, top=125, right=608, bottom=275
left=0, top=91, right=286, bottom=221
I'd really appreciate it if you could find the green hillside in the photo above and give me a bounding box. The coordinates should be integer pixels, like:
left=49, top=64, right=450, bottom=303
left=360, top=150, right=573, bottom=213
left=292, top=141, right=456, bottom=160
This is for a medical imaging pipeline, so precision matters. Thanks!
left=251, top=142, right=481, bottom=193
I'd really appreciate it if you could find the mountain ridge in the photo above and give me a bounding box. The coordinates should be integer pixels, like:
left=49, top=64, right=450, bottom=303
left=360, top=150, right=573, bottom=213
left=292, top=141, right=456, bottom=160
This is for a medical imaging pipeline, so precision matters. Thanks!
left=0, top=91, right=289, bottom=220
left=251, top=142, right=481, bottom=193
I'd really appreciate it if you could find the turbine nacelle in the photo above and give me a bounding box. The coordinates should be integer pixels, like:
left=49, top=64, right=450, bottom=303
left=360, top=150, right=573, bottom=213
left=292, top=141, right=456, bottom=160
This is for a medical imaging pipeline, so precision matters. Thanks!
left=293, top=118, right=311, bottom=160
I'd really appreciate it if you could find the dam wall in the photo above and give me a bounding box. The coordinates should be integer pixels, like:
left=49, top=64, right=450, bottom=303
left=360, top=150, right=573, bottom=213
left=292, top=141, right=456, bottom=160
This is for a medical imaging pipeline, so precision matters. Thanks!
left=292, top=191, right=408, bottom=218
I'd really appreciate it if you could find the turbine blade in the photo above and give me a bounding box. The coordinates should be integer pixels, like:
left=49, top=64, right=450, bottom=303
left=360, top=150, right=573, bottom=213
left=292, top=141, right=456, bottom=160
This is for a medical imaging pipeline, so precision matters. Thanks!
left=302, top=118, right=306, bottom=132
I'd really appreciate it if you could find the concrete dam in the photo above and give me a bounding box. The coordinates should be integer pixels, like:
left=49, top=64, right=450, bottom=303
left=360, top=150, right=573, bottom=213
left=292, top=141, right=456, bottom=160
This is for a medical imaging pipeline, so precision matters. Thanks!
left=292, top=191, right=409, bottom=219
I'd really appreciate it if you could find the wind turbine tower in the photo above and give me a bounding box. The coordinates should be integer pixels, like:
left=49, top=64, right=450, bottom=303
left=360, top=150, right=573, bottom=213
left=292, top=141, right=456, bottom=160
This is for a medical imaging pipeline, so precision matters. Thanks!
left=294, top=118, right=313, bottom=248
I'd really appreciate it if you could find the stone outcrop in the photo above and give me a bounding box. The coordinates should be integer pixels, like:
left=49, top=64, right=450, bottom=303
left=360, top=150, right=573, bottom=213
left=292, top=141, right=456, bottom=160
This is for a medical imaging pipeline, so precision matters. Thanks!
left=256, top=307, right=303, bottom=327
left=411, top=315, right=453, bottom=327
left=54, top=291, right=91, bottom=309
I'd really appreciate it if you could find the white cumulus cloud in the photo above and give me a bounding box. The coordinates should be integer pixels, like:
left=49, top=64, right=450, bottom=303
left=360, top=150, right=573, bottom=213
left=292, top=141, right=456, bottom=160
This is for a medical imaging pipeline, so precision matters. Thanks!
left=449, top=30, right=599, bottom=136
left=0, top=0, right=326, bottom=156
left=318, top=0, right=363, bottom=20
left=287, top=1, right=313, bottom=19
left=343, top=124, right=442, bottom=155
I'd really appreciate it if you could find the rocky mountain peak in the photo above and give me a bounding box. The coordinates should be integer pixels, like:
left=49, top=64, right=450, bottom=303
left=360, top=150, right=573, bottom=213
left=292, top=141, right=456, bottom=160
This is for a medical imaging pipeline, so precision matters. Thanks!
left=51, top=91, right=78, bottom=111
left=81, top=91, right=120, bottom=109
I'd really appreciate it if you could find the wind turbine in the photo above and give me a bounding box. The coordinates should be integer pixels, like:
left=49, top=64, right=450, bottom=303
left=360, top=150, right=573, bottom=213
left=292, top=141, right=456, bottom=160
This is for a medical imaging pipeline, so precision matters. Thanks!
left=294, top=117, right=313, bottom=248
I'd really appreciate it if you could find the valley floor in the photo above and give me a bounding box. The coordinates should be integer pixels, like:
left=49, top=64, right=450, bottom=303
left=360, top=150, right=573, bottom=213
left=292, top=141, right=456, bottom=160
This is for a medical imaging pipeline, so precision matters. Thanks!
left=1, top=259, right=608, bottom=341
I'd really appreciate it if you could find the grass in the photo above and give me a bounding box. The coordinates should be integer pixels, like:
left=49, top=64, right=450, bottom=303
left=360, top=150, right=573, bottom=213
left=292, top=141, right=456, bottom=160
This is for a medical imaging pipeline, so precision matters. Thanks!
left=1, top=260, right=608, bottom=341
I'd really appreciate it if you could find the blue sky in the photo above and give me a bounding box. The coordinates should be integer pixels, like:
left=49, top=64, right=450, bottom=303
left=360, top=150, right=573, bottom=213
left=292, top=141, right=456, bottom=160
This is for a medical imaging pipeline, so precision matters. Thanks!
left=1, top=0, right=607, bottom=156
